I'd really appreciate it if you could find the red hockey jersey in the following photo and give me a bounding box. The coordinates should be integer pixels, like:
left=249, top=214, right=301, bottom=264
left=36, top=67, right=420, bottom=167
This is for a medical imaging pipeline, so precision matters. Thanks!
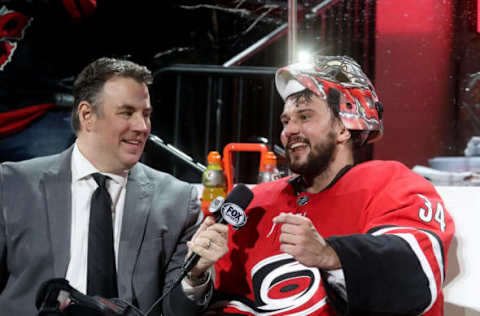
left=209, top=160, right=454, bottom=315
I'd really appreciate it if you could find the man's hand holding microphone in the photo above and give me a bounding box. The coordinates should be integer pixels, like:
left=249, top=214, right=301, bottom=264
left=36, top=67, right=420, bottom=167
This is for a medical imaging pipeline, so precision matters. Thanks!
left=184, top=184, right=254, bottom=285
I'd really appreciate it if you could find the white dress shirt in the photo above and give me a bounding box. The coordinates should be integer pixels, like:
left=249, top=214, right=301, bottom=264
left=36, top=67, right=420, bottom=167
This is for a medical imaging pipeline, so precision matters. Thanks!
left=66, top=143, right=127, bottom=293
left=65, top=143, right=208, bottom=300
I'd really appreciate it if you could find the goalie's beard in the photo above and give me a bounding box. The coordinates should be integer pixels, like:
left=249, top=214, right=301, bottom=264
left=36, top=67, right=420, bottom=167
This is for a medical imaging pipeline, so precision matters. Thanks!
left=287, top=130, right=336, bottom=182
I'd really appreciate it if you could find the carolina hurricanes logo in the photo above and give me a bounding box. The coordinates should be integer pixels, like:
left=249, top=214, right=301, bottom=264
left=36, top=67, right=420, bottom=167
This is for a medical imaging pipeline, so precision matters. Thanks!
left=0, top=7, right=33, bottom=70
left=213, top=253, right=327, bottom=315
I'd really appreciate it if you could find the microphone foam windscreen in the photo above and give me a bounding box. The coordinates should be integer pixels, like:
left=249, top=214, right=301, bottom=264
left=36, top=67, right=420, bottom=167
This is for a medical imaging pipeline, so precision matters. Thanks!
left=225, top=184, right=254, bottom=210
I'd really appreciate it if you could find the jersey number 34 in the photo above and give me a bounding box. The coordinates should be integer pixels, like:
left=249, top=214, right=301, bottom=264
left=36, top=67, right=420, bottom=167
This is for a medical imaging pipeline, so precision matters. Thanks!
left=417, top=194, right=446, bottom=232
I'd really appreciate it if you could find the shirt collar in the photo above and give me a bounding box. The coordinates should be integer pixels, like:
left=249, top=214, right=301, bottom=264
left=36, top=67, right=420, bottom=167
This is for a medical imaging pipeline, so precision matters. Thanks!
left=71, top=142, right=128, bottom=186
left=287, top=164, right=354, bottom=195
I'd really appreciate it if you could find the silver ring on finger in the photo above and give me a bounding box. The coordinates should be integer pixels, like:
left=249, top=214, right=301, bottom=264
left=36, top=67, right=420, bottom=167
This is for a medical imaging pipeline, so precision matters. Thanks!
left=206, top=239, right=212, bottom=249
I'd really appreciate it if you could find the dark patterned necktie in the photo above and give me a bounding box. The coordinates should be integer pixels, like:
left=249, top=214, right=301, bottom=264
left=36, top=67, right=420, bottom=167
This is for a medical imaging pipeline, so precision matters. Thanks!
left=87, top=173, right=118, bottom=298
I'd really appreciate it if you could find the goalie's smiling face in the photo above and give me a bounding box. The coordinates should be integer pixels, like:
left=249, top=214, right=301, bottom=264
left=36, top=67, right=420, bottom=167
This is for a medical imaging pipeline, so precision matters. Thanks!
left=280, top=93, right=340, bottom=177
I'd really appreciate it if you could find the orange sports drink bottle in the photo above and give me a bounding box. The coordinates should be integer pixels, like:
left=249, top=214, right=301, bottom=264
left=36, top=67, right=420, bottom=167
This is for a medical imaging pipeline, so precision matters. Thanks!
left=257, top=151, right=281, bottom=183
left=201, top=151, right=226, bottom=216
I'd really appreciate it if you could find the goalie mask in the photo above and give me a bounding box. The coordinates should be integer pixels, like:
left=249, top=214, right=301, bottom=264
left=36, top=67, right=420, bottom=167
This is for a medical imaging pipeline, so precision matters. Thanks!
left=275, top=55, right=383, bottom=145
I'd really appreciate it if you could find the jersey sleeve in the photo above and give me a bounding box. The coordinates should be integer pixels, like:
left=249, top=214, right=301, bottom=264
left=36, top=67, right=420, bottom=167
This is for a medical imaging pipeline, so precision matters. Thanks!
left=325, top=172, right=454, bottom=315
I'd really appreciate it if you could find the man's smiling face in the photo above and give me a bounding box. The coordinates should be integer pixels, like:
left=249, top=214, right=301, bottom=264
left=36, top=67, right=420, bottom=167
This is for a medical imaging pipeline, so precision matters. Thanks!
left=81, top=76, right=152, bottom=174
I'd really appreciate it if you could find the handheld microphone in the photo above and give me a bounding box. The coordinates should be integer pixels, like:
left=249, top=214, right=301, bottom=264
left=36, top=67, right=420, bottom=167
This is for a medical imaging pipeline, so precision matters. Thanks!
left=182, top=183, right=254, bottom=273
left=144, top=184, right=254, bottom=316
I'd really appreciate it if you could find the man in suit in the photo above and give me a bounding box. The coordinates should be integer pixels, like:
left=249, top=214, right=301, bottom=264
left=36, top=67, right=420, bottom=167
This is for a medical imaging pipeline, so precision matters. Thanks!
left=0, top=57, right=228, bottom=315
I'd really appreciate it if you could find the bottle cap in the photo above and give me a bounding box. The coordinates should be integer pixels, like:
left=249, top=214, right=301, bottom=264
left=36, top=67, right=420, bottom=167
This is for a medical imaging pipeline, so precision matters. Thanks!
left=207, top=151, right=222, bottom=164
left=259, top=151, right=277, bottom=172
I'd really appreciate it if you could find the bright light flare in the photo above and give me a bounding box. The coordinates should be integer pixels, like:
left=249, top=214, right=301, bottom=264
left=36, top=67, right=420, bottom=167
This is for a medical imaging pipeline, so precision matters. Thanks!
left=297, top=50, right=314, bottom=63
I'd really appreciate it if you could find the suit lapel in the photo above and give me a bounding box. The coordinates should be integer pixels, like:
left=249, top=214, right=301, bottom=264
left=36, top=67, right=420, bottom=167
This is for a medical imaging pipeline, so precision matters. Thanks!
left=42, top=147, right=73, bottom=277
left=117, top=163, right=153, bottom=297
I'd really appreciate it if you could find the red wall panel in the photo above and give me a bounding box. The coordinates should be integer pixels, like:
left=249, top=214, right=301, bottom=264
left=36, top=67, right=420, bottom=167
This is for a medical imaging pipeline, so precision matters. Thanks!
left=374, top=0, right=456, bottom=167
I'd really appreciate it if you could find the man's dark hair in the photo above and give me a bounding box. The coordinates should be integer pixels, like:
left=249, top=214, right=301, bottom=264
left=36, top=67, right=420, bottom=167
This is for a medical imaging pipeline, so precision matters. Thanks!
left=286, top=88, right=365, bottom=148
left=287, top=88, right=340, bottom=119
left=71, top=57, right=153, bottom=133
